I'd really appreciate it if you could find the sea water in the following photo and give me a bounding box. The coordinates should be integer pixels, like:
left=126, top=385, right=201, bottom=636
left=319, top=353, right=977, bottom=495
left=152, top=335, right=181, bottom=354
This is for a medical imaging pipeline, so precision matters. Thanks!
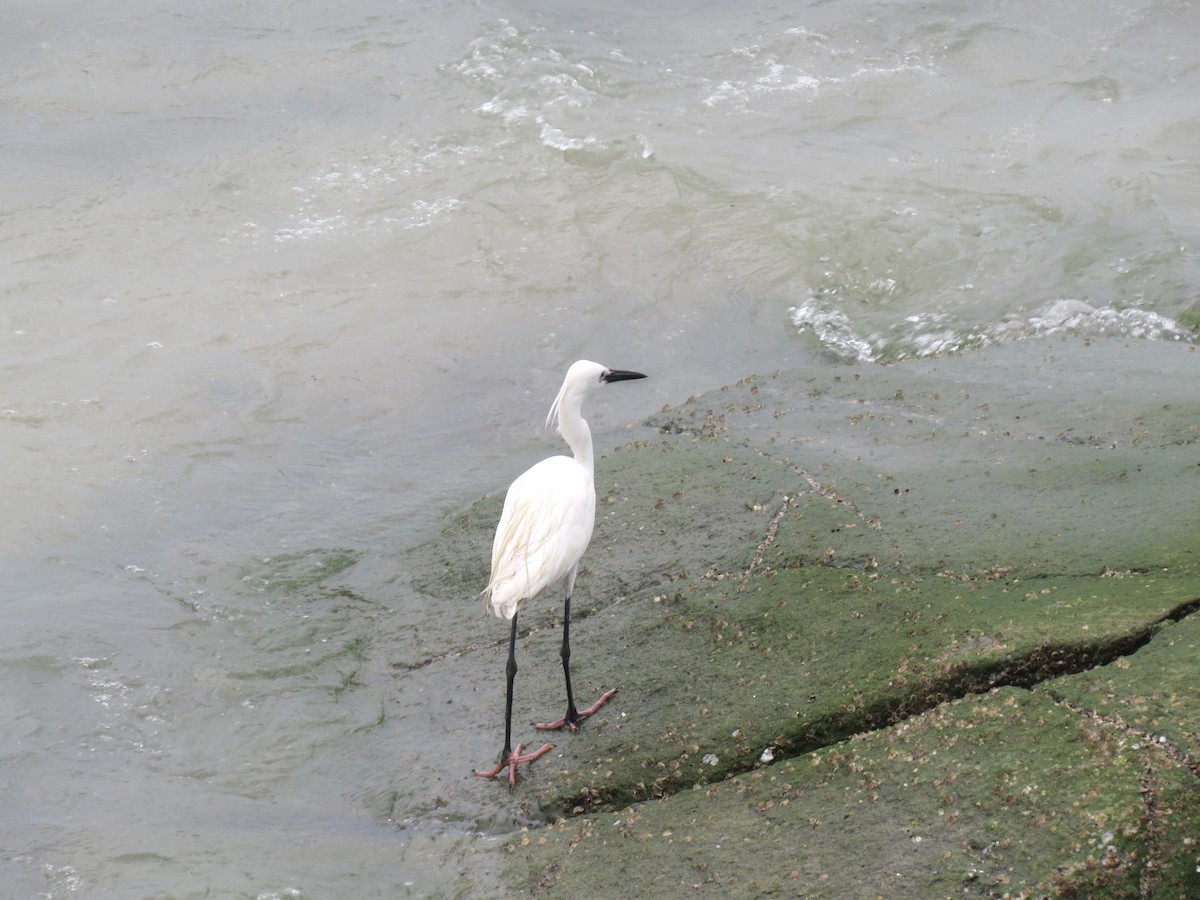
left=2, top=0, right=1196, bottom=895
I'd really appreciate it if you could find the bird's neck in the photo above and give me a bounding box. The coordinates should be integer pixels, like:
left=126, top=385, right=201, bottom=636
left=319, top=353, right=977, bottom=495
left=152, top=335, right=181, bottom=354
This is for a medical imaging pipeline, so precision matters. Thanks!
left=558, top=410, right=594, bottom=472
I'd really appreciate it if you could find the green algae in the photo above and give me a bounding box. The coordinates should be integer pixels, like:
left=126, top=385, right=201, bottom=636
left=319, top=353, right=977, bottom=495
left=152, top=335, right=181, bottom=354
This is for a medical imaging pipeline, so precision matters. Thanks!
left=654, top=347, right=1200, bottom=578
left=511, top=615, right=1200, bottom=897
left=513, top=685, right=1199, bottom=898
left=1178, top=301, right=1200, bottom=335
left=524, top=566, right=1200, bottom=818
left=1042, top=612, right=1200, bottom=766
left=237, top=548, right=361, bottom=596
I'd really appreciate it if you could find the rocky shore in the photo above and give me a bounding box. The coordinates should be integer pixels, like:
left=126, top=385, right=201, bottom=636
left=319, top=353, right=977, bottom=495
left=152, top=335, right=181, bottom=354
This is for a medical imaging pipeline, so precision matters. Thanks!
left=408, top=336, right=1200, bottom=897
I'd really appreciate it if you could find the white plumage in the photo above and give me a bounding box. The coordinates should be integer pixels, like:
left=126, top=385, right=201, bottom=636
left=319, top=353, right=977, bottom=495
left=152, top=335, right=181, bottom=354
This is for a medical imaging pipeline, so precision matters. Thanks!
left=475, top=359, right=646, bottom=787
left=484, top=454, right=595, bottom=620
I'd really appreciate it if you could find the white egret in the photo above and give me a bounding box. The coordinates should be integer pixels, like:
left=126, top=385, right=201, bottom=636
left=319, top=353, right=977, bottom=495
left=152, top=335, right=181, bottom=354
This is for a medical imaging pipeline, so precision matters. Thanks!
left=475, top=360, right=647, bottom=787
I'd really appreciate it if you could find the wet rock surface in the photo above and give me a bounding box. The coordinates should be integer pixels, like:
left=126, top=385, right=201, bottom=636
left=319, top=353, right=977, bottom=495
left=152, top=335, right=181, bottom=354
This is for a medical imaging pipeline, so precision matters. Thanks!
left=409, top=337, right=1200, bottom=897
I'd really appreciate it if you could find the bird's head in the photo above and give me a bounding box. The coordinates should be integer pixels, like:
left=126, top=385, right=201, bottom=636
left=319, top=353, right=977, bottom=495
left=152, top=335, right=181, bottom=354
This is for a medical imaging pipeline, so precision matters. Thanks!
left=547, top=360, right=647, bottom=430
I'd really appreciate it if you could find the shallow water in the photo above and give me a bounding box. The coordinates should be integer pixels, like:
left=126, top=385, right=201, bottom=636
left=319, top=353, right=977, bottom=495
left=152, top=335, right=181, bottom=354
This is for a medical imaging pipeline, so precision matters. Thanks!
left=2, top=0, right=1197, bottom=894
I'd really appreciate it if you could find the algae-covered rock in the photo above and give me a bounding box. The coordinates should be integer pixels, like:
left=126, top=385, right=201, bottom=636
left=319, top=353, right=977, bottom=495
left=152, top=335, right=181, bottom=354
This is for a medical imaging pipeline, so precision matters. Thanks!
left=524, top=566, right=1200, bottom=820
left=515, top=682, right=1200, bottom=898
left=429, top=337, right=1200, bottom=897
left=1044, top=612, right=1200, bottom=761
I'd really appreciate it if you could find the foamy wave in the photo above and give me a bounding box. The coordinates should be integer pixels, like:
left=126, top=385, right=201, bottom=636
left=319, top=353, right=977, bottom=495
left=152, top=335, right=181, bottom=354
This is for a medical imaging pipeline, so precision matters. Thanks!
left=702, top=24, right=932, bottom=110
left=994, top=299, right=1190, bottom=343
left=792, top=297, right=1194, bottom=362
left=233, top=195, right=463, bottom=245
left=538, top=121, right=595, bottom=152
left=789, top=296, right=877, bottom=362
left=450, top=21, right=608, bottom=152
left=401, top=197, right=466, bottom=230
left=703, top=60, right=825, bottom=108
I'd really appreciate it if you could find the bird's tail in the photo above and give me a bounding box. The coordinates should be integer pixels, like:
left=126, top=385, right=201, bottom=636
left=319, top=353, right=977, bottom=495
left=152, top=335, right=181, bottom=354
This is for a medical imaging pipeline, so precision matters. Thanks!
left=481, top=579, right=519, bottom=619
left=482, top=556, right=534, bottom=620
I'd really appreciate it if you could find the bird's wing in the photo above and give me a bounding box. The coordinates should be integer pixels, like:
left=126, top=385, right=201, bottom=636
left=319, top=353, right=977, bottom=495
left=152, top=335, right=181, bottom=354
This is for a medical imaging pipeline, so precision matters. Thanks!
left=483, top=456, right=595, bottom=619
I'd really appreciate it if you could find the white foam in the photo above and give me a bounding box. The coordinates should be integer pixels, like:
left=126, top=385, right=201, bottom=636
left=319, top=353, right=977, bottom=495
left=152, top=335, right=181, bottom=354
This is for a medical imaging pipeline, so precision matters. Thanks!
left=537, top=120, right=593, bottom=151
left=450, top=19, right=606, bottom=151
left=795, top=297, right=1193, bottom=363
left=789, top=295, right=877, bottom=362
left=1010, top=299, right=1187, bottom=342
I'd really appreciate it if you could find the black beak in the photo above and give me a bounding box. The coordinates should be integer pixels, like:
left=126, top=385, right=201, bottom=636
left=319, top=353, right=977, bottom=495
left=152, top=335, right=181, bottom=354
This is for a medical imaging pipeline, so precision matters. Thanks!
left=602, top=369, right=648, bottom=384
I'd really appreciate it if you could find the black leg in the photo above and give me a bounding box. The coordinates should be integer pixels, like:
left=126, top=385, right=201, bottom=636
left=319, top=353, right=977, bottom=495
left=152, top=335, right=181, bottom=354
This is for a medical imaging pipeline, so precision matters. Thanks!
left=475, top=612, right=553, bottom=786
left=534, top=594, right=619, bottom=732
left=559, top=594, right=581, bottom=727
left=503, top=612, right=519, bottom=755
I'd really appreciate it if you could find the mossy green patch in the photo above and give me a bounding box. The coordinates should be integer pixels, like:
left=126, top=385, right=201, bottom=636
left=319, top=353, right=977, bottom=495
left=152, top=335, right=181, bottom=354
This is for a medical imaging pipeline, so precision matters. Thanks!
left=219, top=549, right=385, bottom=693
left=1042, top=610, right=1200, bottom=764
left=523, top=565, right=1200, bottom=819
left=513, top=686, right=1200, bottom=897
left=672, top=346, right=1200, bottom=577
left=1177, top=301, right=1200, bottom=335
left=237, top=548, right=361, bottom=596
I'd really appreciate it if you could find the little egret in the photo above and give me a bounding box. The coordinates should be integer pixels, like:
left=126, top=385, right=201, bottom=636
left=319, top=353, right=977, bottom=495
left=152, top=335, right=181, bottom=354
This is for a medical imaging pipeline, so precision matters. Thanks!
left=475, top=360, right=647, bottom=787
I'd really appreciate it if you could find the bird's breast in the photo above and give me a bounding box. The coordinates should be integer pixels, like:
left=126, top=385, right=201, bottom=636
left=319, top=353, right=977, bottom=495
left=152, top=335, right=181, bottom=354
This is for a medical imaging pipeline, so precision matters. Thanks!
left=484, top=455, right=597, bottom=617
